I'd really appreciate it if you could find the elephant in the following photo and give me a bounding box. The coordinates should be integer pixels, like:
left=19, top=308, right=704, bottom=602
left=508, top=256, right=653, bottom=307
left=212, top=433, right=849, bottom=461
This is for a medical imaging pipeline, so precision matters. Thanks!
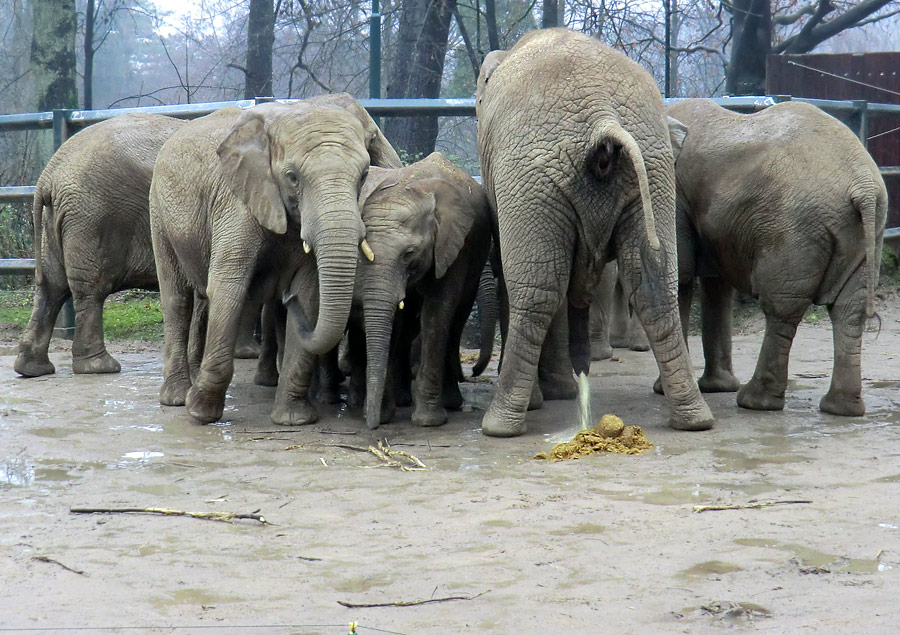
left=590, top=260, right=650, bottom=361
left=666, top=98, right=887, bottom=416
left=276, top=152, right=492, bottom=429
left=149, top=94, right=401, bottom=424
left=476, top=28, right=714, bottom=437
left=14, top=113, right=186, bottom=378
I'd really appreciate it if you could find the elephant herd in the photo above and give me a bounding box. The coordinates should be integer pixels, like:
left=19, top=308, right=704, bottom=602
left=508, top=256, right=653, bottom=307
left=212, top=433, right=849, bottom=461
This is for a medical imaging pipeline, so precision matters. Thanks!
left=12, top=28, right=888, bottom=439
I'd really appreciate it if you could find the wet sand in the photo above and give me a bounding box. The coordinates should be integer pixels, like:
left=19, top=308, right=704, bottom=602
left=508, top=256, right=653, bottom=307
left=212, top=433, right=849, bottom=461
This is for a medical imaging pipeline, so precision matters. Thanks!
left=1, top=322, right=900, bottom=633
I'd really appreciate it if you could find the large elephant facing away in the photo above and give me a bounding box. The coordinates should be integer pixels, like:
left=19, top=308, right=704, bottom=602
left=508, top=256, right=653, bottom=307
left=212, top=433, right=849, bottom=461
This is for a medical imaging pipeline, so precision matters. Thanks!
left=149, top=95, right=400, bottom=424
left=667, top=98, right=887, bottom=416
left=476, top=28, right=714, bottom=437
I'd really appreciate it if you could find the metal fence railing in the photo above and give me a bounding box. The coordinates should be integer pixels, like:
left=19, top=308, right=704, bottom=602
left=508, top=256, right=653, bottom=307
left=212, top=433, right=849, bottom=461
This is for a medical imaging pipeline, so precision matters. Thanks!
left=1, top=95, right=899, bottom=331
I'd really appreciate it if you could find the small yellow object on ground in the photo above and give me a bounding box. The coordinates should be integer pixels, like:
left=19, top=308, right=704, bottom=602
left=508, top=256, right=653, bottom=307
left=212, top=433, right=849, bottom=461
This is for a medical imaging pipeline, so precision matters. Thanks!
left=534, top=414, right=652, bottom=460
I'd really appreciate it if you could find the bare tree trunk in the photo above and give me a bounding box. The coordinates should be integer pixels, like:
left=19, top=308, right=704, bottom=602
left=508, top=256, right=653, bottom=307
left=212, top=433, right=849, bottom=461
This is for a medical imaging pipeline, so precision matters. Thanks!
left=725, top=0, right=771, bottom=95
left=484, top=0, right=499, bottom=50
left=541, top=0, right=559, bottom=28
left=84, top=0, right=94, bottom=109
left=245, top=0, right=274, bottom=98
left=32, top=0, right=78, bottom=112
left=383, top=0, right=456, bottom=160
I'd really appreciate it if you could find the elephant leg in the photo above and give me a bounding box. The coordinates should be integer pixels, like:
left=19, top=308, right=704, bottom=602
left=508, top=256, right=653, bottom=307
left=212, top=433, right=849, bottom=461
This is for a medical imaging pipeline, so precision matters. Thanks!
left=590, top=262, right=616, bottom=361
left=156, top=238, right=194, bottom=407
left=820, top=275, right=866, bottom=416
left=626, top=300, right=650, bottom=351
left=234, top=300, right=261, bottom=359
left=617, top=223, right=713, bottom=430
left=271, top=321, right=318, bottom=426
left=316, top=346, right=343, bottom=404
left=14, top=272, right=68, bottom=377
left=70, top=291, right=120, bottom=374
left=538, top=305, right=577, bottom=401
left=654, top=280, right=694, bottom=396
left=412, top=295, right=458, bottom=428
left=254, top=299, right=281, bottom=386
left=608, top=277, right=632, bottom=349
left=185, top=275, right=252, bottom=423
left=697, top=277, right=741, bottom=393
left=736, top=309, right=804, bottom=412
left=188, top=291, right=208, bottom=384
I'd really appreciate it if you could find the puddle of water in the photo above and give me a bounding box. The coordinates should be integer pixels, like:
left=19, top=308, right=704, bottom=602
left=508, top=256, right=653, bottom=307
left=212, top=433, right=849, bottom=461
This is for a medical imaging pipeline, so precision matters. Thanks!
left=713, top=449, right=810, bottom=472
left=678, top=601, right=771, bottom=622
left=127, top=483, right=183, bottom=496
left=874, top=473, right=900, bottom=483
left=27, top=427, right=76, bottom=439
left=122, top=451, right=165, bottom=460
left=867, top=380, right=900, bottom=389
left=679, top=560, right=743, bottom=577
left=549, top=522, right=606, bottom=536
left=734, top=538, right=888, bottom=573
left=35, top=467, right=78, bottom=483
left=0, top=454, right=35, bottom=487
left=606, top=486, right=713, bottom=506
left=878, top=522, right=898, bottom=530
left=482, top=519, right=515, bottom=528
left=154, top=588, right=237, bottom=608
left=110, top=424, right=163, bottom=433
left=333, top=572, right=393, bottom=593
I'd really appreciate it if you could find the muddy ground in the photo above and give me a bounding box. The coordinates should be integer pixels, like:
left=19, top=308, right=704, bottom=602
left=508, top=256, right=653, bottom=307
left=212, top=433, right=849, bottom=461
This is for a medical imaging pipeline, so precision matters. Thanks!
left=2, top=311, right=900, bottom=634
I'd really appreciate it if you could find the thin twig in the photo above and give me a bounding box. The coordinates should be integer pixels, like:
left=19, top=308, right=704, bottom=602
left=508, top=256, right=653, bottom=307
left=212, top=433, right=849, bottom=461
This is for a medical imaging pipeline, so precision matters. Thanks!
left=71, top=507, right=269, bottom=524
left=693, top=500, right=813, bottom=513
left=32, top=555, right=86, bottom=576
left=338, top=590, right=490, bottom=608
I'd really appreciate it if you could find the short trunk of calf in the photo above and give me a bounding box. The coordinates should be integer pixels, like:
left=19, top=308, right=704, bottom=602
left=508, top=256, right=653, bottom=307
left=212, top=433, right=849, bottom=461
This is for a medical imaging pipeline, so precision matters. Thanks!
left=296, top=225, right=359, bottom=356
left=363, top=300, right=398, bottom=430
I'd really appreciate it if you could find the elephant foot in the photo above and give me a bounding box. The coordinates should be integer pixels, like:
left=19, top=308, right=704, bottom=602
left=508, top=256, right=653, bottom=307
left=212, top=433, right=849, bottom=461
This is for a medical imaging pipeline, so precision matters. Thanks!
left=591, top=342, right=613, bottom=361
left=669, top=399, right=715, bottom=431
left=73, top=352, right=121, bottom=374
left=481, top=399, right=527, bottom=437
left=737, top=380, right=785, bottom=411
left=412, top=403, right=448, bottom=427
left=609, top=334, right=632, bottom=349
left=186, top=386, right=225, bottom=424
left=160, top=376, right=191, bottom=406
left=442, top=382, right=464, bottom=411
left=540, top=373, right=577, bottom=401
left=698, top=370, right=741, bottom=393
left=234, top=341, right=261, bottom=359
left=630, top=341, right=650, bottom=352
left=652, top=376, right=664, bottom=395
left=14, top=351, right=55, bottom=378
left=819, top=390, right=865, bottom=417
left=271, top=398, right=318, bottom=426
left=254, top=366, right=279, bottom=387
left=380, top=398, right=397, bottom=425
left=347, top=377, right=365, bottom=410
left=528, top=382, right=544, bottom=411
left=314, top=382, right=342, bottom=405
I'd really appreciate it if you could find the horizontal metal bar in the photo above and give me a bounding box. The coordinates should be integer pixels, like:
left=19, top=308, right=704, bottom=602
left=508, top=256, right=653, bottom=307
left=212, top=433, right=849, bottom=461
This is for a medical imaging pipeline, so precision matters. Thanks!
left=0, top=258, right=35, bottom=275
left=884, top=228, right=900, bottom=241
left=881, top=166, right=900, bottom=177
left=0, top=186, right=36, bottom=202
left=0, top=111, right=54, bottom=132
left=67, top=100, right=256, bottom=127
left=867, top=103, right=900, bottom=116
left=358, top=98, right=475, bottom=117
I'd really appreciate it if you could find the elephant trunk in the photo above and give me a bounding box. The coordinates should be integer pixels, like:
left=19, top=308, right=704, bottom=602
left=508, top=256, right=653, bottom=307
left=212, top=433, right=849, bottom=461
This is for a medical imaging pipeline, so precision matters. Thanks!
left=291, top=196, right=362, bottom=356
left=362, top=294, right=397, bottom=430
left=472, top=263, right=498, bottom=377
left=594, top=121, right=660, bottom=251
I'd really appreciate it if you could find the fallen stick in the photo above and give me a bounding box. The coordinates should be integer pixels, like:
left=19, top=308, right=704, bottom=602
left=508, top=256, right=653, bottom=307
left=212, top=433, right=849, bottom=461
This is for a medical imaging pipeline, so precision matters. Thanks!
left=693, top=500, right=812, bottom=513
left=32, top=555, right=86, bottom=575
left=337, top=590, right=489, bottom=609
left=70, top=507, right=269, bottom=524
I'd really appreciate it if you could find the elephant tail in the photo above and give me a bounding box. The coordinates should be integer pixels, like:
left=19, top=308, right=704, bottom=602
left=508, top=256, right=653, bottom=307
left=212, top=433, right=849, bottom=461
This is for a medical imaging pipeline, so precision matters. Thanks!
left=472, top=261, right=498, bottom=377
left=31, top=181, right=48, bottom=284
left=854, top=186, right=881, bottom=318
left=592, top=121, right=661, bottom=252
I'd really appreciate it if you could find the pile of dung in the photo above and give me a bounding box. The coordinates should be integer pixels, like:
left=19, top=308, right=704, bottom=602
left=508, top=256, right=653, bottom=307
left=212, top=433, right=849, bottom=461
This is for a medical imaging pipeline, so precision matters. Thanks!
left=534, top=414, right=652, bottom=461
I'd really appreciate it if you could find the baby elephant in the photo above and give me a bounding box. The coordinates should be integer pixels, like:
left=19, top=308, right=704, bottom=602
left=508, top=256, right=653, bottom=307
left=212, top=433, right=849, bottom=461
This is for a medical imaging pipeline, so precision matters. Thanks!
left=277, top=152, right=492, bottom=429
left=15, top=113, right=185, bottom=377
left=669, top=99, right=887, bottom=416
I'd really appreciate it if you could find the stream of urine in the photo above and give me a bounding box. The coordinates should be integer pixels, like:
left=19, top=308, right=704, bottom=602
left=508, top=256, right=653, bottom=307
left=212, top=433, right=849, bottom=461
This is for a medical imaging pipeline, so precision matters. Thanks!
left=577, top=372, right=591, bottom=430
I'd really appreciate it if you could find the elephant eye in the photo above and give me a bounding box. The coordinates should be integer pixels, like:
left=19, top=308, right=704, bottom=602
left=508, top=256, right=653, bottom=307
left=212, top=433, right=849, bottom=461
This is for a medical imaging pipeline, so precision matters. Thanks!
left=284, top=169, right=299, bottom=185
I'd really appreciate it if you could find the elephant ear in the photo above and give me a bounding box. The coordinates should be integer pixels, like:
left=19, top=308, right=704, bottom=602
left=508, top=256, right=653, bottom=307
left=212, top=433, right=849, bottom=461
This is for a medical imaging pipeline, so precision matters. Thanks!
left=477, top=50, right=507, bottom=104
left=358, top=166, right=401, bottom=209
left=217, top=111, right=287, bottom=234
left=411, top=178, right=480, bottom=279
left=667, top=116, right=688, bottom=162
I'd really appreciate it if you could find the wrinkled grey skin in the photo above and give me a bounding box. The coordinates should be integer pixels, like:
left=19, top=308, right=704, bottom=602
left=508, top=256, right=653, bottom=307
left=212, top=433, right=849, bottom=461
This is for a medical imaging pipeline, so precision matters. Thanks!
left=275, top=152, right=492, bottom=429
left=667, top=99, right=887, bottom=416
left=471, top=261, right=499, bottom=377
left=590, top=260, right=649, bottom=360
left=150, top=95, right=401, bottom=424
left=15, top=114, right=185, bottom=378
left=476, top=28, right=714, bottom=436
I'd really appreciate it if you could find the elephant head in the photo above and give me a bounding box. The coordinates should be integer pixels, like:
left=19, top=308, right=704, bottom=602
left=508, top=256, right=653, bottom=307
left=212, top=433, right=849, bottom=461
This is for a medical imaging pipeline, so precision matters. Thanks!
left=355, top=153, right=484, bottom=429
left=216, top=95, right=401, bottom=355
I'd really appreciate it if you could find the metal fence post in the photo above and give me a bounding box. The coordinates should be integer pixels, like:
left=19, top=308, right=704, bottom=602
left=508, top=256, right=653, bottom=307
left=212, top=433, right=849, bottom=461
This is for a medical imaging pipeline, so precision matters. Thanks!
left=52, top=109, right=75, bottom=339
left=852, top=100, right=869, bottom=148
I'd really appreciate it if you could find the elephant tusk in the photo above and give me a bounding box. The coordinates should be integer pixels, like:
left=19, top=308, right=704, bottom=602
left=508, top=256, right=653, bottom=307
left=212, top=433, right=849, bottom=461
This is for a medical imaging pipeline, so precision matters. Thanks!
left=303, top=241, right=311, bottom=254
left=360, top=239, right=375, bottom=262
left=398, top=300, right=405, bottom=310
